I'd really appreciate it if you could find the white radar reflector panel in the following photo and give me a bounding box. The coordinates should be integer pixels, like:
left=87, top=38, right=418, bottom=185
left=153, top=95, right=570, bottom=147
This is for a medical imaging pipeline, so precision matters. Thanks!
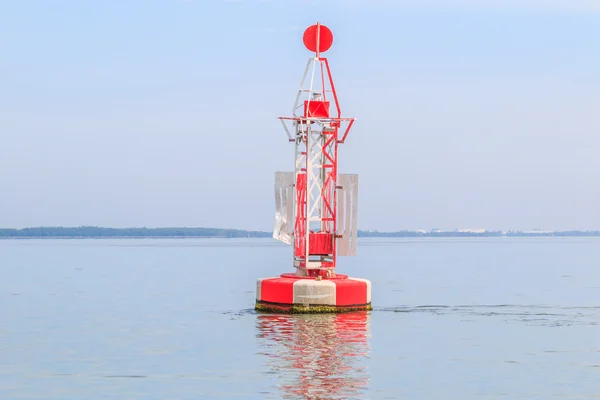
left=273, top=171, right=295, bottom=245
left=336, top=173, right=358, bottom=256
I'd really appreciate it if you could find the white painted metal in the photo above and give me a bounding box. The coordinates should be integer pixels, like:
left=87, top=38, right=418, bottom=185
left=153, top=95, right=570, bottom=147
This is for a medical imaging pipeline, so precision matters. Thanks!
left=302, top=57, right=320, bottom=268
left=273, top=171, right=295, bottom=245
left=292, top=279, right=336, bottom=305
left=280, top=119, right=293, bottom=141
left=293, top=260, right=323, bottom=269
left=292, top=58, right=313, bottom=116
left=337, top=174, right=359, bottom=256
left=278, top=54, right=357, bottom=274
left=304, top=122, right=311, bottom=266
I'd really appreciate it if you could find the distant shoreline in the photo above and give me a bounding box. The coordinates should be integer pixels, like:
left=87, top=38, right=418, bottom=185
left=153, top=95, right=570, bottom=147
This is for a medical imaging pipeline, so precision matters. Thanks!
left=1, top=227, right=599, bottom=239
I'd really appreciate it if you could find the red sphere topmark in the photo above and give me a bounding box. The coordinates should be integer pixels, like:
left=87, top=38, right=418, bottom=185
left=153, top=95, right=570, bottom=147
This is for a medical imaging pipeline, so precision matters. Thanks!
left=303, top=23, right=333, bottom=54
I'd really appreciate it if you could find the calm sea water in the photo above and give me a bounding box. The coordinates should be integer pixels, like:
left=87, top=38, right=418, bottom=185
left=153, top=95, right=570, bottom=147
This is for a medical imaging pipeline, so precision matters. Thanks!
left=1, top=237, right=599, bottom=399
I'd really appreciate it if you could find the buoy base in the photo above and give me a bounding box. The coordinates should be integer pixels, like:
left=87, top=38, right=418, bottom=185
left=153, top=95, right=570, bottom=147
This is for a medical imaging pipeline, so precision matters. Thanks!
left=255, top=273, right=372, bottom=314
left=256, top=300, right=372, bottom=314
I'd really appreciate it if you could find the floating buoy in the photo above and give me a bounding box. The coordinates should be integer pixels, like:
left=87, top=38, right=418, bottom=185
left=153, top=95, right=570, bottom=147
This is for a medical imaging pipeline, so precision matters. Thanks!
left=255, top=23, right=371, bottom=314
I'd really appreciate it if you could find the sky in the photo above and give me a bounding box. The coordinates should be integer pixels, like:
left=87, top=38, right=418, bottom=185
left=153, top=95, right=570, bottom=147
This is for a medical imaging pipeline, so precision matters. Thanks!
left=0, top=0, right=599, bottom=231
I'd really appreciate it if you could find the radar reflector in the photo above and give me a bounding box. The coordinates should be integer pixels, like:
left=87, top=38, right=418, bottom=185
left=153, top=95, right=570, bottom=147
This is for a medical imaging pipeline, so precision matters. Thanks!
left=273, top=171, right=295, bottom=245
left=336, top=174, right=358, bottom=257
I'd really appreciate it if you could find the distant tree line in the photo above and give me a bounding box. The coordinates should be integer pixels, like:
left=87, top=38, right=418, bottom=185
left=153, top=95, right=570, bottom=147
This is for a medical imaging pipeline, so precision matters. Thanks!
left=0, top=226, right=272, bottom=238
left=358, top=230, right=600, bottom=237
left=504, top=231, right=600, bottom=237
left=0, top=227, right=599, bottom=238
left=357, top=230, right=504, bottom=237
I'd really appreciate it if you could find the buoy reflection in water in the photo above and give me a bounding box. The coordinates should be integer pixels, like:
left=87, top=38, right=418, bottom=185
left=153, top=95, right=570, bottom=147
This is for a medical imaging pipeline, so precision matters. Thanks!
left=256, top=312, right=371, bottom=399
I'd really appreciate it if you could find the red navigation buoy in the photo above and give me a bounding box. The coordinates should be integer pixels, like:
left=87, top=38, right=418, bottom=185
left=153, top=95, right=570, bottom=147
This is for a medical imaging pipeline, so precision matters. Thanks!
left=255, top=23, right=371, bottom=313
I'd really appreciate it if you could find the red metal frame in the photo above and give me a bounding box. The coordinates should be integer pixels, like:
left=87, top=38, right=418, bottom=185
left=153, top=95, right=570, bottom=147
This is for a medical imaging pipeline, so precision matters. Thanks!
left=279, top=56, right=354, bottom=277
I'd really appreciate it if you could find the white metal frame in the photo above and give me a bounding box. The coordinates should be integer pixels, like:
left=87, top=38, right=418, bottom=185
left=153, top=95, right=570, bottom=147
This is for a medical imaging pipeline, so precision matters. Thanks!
left=274, top=56, right=359, bottom=275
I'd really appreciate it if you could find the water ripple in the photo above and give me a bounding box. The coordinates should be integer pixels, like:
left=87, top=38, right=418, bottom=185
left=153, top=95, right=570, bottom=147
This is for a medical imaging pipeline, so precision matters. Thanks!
left=375, top=304, right=600, bottom=326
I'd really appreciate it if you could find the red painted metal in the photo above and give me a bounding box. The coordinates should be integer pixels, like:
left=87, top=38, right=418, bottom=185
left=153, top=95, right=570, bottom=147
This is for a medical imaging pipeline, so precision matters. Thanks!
left=294, top=173, right=307, bottom=257
left=339, top=118, right=354, bottom=144
left=279, top=273, right=349, bottom=280
left=295, top=232, right=334, bottom=257
left=261, top=278, right=294, bottom=304
left=322, top=58, right=341, bottom=119
left=310, top=232, right=334, bottom=255
left=279, top=24, right=355, bottom=278
left=303, top=24, right=334, bottom=54
left=258, top=276, right=369, bottom=306
left=335, top=279, right=368, bottom=306
left=303, top=100, right=330, bottom=118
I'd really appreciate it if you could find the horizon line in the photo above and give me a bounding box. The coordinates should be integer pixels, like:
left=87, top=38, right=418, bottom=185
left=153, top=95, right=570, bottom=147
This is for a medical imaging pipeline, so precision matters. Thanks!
left=2, top=226, right=600, bottom=233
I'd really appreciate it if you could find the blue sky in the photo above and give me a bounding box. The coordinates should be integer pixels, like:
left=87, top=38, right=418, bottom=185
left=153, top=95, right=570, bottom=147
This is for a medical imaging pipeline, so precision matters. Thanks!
left=1, top=0, right=599, bottom=231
